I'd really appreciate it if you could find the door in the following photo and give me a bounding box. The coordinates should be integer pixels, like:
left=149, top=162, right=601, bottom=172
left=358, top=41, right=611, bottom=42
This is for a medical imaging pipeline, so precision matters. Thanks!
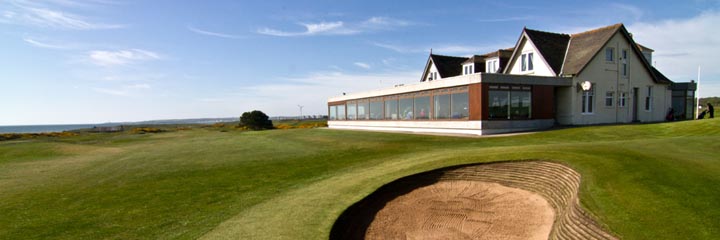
left=632, top=87, right=639, bottom=122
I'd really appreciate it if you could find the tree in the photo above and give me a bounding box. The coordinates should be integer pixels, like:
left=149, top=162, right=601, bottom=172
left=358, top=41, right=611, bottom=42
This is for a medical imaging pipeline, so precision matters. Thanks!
left=240, top=110, right=274, bottom=130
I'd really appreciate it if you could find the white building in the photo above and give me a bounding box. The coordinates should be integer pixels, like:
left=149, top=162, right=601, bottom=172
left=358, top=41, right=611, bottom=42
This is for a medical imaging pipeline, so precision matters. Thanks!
left=327, top=23, right=696, bottom=135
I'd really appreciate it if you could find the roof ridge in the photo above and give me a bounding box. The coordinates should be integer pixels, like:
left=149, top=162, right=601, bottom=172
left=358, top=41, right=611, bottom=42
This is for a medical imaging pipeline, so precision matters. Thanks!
left=430, top=53, right=468, bottom=59
left=570, top=23, right=623, bottom=36
left=524, top=27, right=569, bottom=36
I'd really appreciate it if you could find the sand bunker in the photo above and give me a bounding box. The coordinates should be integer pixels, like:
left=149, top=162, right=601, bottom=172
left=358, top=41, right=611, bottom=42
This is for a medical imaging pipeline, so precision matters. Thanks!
left=366, top=181, right=555, bottom=240
left=331, top=161, right=617, bottom=240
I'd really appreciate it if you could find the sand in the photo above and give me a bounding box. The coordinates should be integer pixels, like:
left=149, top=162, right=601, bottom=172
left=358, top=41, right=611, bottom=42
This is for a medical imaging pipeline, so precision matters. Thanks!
left=330, top=161, right=617, bottom=240
left=365, top=181, right=555, bottom=240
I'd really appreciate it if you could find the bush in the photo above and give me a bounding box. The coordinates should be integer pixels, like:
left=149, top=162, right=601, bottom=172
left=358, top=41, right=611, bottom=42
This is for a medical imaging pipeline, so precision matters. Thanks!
left=240, top=110, right=273, bottom=130
left=132, top=128, right=164, bottom=134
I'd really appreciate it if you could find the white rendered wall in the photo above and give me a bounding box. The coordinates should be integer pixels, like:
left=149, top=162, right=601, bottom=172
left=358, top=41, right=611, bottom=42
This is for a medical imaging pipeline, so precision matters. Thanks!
left=328, top=119, right=554, bottom=135
left=508, top=37, right=555, bottom=77
left=568, top=33, right=671, bottom=125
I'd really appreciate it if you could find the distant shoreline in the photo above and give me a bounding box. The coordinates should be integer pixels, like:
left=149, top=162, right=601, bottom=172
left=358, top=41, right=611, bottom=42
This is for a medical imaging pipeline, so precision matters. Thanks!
left=0, top=124, right=109, bottom=134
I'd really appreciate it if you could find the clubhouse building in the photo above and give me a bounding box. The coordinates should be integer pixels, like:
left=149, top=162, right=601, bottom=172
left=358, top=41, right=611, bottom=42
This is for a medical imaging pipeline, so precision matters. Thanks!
left=327, top=24, right=697, bottom=135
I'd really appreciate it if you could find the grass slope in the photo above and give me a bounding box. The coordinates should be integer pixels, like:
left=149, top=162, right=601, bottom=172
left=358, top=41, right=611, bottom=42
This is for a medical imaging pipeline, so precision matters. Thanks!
left=1, top=120, right=719, bottom=239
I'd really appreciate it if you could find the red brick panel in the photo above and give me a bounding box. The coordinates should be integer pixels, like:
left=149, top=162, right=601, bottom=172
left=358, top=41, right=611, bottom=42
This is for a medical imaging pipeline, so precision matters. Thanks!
left=532, top=86, right=554, bottom=119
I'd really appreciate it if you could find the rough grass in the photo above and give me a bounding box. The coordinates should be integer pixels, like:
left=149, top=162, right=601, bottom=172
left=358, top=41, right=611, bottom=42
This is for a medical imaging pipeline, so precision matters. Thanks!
left=0, top=119, right=718, bottom=239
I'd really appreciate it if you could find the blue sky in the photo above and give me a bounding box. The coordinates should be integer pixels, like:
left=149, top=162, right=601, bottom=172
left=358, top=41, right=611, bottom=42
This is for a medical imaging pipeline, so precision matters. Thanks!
left=1, top=0, right=719, bottom=125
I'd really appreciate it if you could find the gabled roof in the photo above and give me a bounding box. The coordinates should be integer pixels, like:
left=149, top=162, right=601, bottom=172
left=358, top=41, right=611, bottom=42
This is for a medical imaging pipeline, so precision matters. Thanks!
left=561, top=23, right=670, bottom=84
left=651, top=66, right=673, bottom=84
left=562, top=24, right=622, bottom=75
left=636, top=43, right=654, bottom=52
left=428, top=54, right=468, bottom=78
left=462, top=55, right=485, bottom=65
left=523, top=28, right=570, bottom=74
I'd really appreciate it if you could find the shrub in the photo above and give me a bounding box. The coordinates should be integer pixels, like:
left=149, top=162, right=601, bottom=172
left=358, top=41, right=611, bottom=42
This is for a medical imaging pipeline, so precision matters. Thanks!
left=239, top=110, right=273, bottom=130
left=132, top=128, right=164, bottom=134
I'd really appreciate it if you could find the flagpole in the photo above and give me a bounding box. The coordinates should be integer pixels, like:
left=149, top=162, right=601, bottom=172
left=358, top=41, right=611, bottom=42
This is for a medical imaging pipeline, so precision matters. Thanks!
left=696, top=65, right=701, bottom=119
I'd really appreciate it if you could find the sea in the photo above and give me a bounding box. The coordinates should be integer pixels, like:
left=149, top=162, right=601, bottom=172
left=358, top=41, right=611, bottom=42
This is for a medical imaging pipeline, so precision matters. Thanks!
left=0, top=124, right=104, bottom=134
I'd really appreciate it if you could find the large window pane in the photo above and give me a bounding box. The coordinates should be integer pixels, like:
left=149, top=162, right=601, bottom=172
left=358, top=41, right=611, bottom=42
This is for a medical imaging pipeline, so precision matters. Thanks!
left=337, top=105, right=346, bottom=120
left=510, top=91, right=531, bottom=119
left=346, top=103, right=356, bottom=120
left=369, top=101, right=383, bottom=120
left=399, top=98, right=414, bottom=120
left=434, top=94, right=451, bottom=119
left=489, top=90, right=509, bottom=119
left=329, top=106, right=337, bottom=120
left=357, top=101, right=369, bottom=120
left=385, top=99, right=398, bottom=120
left=451, top=92, right=469, bottom=119
left=414, top=96, right=431, bottom=120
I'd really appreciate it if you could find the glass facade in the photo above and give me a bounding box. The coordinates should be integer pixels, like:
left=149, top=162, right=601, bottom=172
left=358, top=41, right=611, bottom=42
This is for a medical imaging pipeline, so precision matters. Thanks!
left=385, top=99, right=398, bottom=120
left=329, top=106, right=337, bottom=120
left=434, top=94, right=451, bottom=119
left=489, top=85, right=531, bottom=119
left=399, top=97, right=414, bottom=120
left=510, top=89, right=531, bottom=119
left=329, top=85, right=522, bottom=122
left=451, top=92, right=469, bottom=119
left=357, top=100, right=369, bottom=120
left=369, top=100, right=384, bottom=120
left=337, top=105, right=345, bottom=120
left=414, top=96, right=431, bottom=120
left=489, top=89, right=509, bottom=119
left=346, top=102, right=357, bottom=120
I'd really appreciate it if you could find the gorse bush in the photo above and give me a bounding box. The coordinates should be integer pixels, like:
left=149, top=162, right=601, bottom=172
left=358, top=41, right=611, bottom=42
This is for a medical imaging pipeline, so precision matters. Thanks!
left=239, top=110, right=273, bottom=130
left=0, top=132, right=79, bottom=141
left=131, top=128, right=164, bottom=134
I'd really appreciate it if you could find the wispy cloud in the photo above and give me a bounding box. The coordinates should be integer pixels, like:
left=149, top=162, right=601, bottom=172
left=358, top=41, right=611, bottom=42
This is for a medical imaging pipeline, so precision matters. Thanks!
left=258, top=21, right=356, bottom=36
left=14, top=7, right=123, bottom=29
left=610, top=3, right=644, bottom=21
left=360, top=17, right=412, bottom=29
left=1, top=1, right=124, bottom=30
left=93, top=87, right=128, bottom=96
left=188, top=26, right=245, bottom=39
left=127, top=83, right=151, bottom=89
left=371, top=42, right=418, bottom=53
left=88, top=49, right=161, bottom=66
left=258, top=16, right=413, bottom=37
left=23, top=37, right=73, bottom=49
left=354, top=62, right=371, bottom=69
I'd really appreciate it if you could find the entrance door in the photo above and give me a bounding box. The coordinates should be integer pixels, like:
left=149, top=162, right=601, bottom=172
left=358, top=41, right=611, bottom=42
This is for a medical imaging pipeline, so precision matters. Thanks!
left=632, top=87, right=639, bottom=122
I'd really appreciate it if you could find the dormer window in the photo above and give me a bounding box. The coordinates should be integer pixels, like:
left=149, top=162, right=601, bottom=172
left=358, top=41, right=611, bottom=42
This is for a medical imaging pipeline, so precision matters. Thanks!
left=428, top=72, right=438, bottom=81
left=521, top=52, right=533, bottom=72
left=463, top=64, right=474, bottom=75
left=486, top=58, right=499, bottom=73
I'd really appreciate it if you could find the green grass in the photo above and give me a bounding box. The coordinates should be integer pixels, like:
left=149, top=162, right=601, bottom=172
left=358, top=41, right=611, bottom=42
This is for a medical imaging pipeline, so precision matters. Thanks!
left=1, top=119, right=719, bottom=239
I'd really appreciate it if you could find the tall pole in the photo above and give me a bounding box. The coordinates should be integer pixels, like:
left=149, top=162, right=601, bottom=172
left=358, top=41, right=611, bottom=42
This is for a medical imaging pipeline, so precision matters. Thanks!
left=298, top=105, right=304, bottom=120
left=696, top=66, right=701, bottom=119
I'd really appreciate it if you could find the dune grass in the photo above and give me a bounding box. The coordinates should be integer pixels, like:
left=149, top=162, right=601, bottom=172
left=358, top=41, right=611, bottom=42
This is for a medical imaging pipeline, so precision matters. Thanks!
left=0, top=119, right=719, bottom=239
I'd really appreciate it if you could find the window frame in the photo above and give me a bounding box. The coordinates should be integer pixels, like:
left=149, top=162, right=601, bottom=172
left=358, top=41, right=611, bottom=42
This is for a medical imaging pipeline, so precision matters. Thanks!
left=621, top=49, right=628, bottom=78
left=485, top=58, right=499, bottom=73
left=645, top=86, right=653, bottom=112
left=520, top=52, right=533, bottom=72
left=581, top=85, right=595, bottom=114
left=619, top=92, right=626, bottom=108
left=605, top=47, right=615, bottom=62
left=488, top=84, right=532, bottom=120
left=605, top=91, right=614, bottom=107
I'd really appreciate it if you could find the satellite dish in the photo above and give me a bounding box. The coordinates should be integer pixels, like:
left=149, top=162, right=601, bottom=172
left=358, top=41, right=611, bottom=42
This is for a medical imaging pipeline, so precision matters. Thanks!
left=581, top=81, right=592, bottom=91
